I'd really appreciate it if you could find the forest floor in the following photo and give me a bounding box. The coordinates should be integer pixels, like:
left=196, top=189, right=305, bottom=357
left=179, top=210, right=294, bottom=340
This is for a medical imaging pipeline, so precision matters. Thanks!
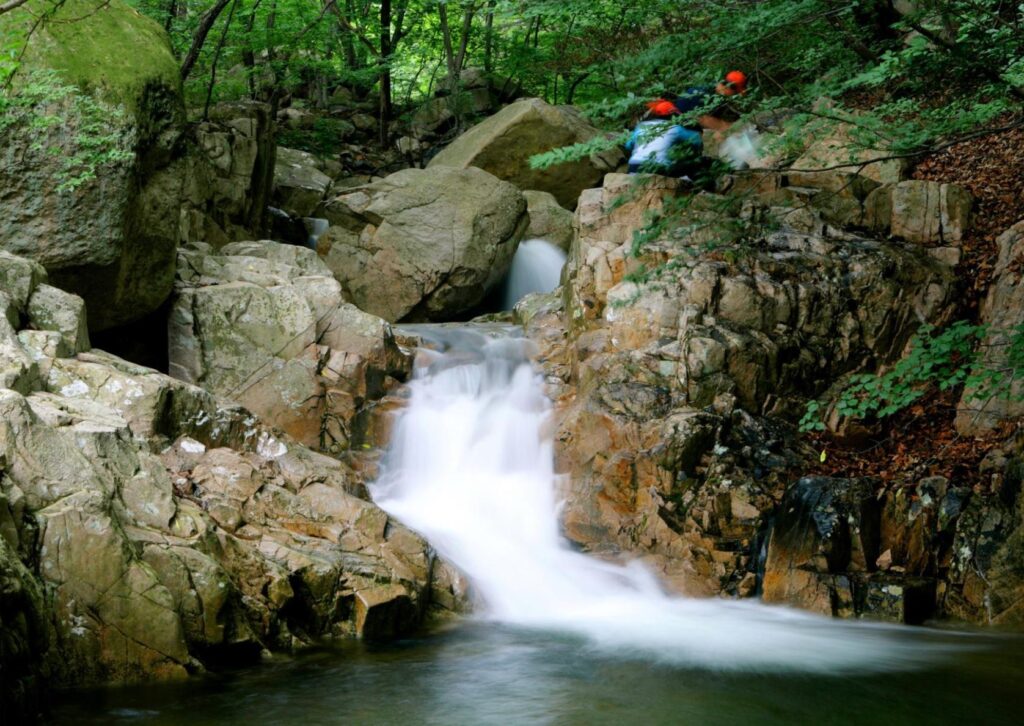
left=806, top=118, right=1024, bottom=490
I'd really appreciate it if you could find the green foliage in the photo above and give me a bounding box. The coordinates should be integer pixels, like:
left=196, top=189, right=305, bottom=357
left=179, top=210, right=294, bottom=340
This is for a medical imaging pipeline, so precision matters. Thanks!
left=278, top=116, right=354, bottom=156
left=529, top=130, right=629, bottom=170
left=799, top=321, right=1024, bottom=433
left=799, top=400, right=826, bottom=433
left=0, top=70, right=135, bottom=191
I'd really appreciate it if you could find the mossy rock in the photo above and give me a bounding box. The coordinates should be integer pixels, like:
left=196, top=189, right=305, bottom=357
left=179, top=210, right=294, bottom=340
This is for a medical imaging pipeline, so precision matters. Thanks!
left=0, top=0, right=185, bottom=331
left=3, top=0, right=182, bottom=121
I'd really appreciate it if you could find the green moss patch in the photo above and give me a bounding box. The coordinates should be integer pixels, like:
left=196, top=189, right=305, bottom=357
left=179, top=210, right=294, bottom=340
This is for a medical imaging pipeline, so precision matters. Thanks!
left=3, top=0, right=181, bottom=118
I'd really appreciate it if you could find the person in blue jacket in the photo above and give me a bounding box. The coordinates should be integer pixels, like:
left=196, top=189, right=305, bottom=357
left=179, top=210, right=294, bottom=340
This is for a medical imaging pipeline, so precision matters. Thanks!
left=624, top=99, right=703, bottom=178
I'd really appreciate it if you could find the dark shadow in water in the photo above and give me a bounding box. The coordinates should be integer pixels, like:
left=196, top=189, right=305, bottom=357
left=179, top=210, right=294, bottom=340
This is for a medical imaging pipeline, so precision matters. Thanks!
left=50, top=622, right=1024, bottom=726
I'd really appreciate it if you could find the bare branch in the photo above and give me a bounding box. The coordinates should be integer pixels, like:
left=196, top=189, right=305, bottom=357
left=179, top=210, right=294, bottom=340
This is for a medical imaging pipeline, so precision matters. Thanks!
left=0, top=0, right=32, bottom=16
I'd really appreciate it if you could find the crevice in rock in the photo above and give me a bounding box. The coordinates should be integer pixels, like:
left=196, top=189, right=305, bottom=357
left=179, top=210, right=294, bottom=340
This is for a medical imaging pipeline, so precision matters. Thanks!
left=90, top=299, right=172, bottom=373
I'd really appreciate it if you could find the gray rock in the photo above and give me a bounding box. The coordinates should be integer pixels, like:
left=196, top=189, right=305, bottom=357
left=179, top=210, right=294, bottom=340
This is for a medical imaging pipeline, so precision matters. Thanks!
left=317, top=166, right=528, bottom=322
left=273, top=146, right=334, bottom=218
left=524, top=190, right=575, bottom=250
left=168, top=240, right=410, bottom=451
left=428, top=98, right=622, bottom=208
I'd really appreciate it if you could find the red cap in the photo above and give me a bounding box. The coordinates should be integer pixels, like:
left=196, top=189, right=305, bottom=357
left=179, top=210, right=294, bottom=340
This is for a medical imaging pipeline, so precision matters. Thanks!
left=646, top=99, right=680, bottom=117
left=724, top=70, right=748, bottom=92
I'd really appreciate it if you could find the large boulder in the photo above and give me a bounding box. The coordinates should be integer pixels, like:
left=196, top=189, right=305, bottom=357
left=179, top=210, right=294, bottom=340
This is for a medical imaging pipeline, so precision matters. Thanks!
left=428, top=97, right=621, bottom=209
left=316, top=166, right=528, bottom=322
left=0, top=0, right=185, bottom=331
left=179, top=102, right=276, bottom=248
left=168, top=240, right=410, bottom=451
left=273, top=146, right=334, bottom=218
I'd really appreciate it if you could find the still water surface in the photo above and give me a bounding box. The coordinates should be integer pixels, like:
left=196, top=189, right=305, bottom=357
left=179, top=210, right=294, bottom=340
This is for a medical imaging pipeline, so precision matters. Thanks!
left=52, top=621, right=1023, bottom=725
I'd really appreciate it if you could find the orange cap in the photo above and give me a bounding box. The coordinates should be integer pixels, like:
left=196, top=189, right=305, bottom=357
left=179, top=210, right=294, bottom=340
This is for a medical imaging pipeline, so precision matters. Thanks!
left=724, top=70, right=748, bottom=92
left=646, top=99, right=680, bottom=117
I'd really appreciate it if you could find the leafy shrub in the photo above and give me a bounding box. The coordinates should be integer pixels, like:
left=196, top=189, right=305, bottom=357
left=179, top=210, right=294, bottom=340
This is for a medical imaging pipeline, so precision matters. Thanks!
left=800, top=321, right=1024, bottom=432
left=0, top=70, right=135, bottom=192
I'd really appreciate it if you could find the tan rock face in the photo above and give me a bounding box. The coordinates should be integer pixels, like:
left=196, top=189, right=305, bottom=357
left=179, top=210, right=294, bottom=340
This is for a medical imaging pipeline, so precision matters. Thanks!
left=168, top=240, right=411, bottom=452
left=428, top=97, right=622, bottom=209
left=783, top=122, right=909, bottom=229
left=317, top=166, right=528, bottom=322
left=957, top=220, right=1024, bottom=436
left=0, top=249, right=465, bottom=695
left=532, top=172, right=957, bottom=601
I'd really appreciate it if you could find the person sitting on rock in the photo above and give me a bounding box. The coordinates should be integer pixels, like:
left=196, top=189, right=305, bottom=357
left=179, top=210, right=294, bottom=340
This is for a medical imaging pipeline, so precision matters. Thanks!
left=625, top=99, right=704, bottom=178
left=674, top=70, right=749, bottom=137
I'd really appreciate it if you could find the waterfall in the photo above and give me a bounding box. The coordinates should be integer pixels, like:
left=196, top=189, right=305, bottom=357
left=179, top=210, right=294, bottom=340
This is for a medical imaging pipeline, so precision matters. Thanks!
left=502, top=239, right=567, bottom=309
left=304, top=217, right=330, bottom=251
left=371, top=325, right=950, bottom=672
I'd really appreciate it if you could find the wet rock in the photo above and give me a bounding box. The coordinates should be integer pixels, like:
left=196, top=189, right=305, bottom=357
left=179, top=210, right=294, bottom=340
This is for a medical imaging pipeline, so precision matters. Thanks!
left=944, top=448, right=1024, bottom=626
left=762, top=477, right=881, bottom=613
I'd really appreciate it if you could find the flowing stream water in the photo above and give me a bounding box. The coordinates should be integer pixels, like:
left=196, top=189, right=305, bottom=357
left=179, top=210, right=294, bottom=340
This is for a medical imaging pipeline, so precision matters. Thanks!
left=372, top=325, right=959, bottom=673
left=54, top=323, right=1023, bottom=723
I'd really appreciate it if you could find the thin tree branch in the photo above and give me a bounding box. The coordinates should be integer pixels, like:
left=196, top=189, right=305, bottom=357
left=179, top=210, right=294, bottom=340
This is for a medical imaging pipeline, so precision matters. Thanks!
left=0, top=0, right=32, bottom=16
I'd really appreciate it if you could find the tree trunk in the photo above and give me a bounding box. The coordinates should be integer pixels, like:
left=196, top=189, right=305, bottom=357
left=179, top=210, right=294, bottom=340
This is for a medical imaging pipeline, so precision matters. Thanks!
left=379, top=0, right=392, bottom=143
left=483, top=2, right=494, bottom=74
left=180, top=0, right=234, bottom=82
left=203, top=0, right=241, bottom=119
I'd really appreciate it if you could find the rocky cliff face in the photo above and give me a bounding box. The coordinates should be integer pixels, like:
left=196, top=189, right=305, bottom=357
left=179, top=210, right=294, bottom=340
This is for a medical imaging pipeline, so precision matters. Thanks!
left=523, top=165, right=1023, bottom=627
left=0, top=250, right=466, bottom=713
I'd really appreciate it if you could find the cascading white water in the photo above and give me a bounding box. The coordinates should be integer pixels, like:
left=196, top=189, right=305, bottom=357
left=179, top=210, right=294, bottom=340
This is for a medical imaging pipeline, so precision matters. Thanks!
left=303, top=217, right=330, bottom=251
left=371, top=325, right=953, bottom=672
left=502, top=239, right=567, bottom=309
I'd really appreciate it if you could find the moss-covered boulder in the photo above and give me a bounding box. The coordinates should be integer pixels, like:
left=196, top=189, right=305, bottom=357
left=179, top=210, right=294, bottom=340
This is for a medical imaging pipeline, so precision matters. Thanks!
left=0, top=0, right=184, bottom=331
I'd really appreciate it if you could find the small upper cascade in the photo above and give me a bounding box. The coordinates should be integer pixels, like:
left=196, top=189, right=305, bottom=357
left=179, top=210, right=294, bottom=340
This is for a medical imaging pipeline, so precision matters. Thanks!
left=502, top=238, right=567, bottom=310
